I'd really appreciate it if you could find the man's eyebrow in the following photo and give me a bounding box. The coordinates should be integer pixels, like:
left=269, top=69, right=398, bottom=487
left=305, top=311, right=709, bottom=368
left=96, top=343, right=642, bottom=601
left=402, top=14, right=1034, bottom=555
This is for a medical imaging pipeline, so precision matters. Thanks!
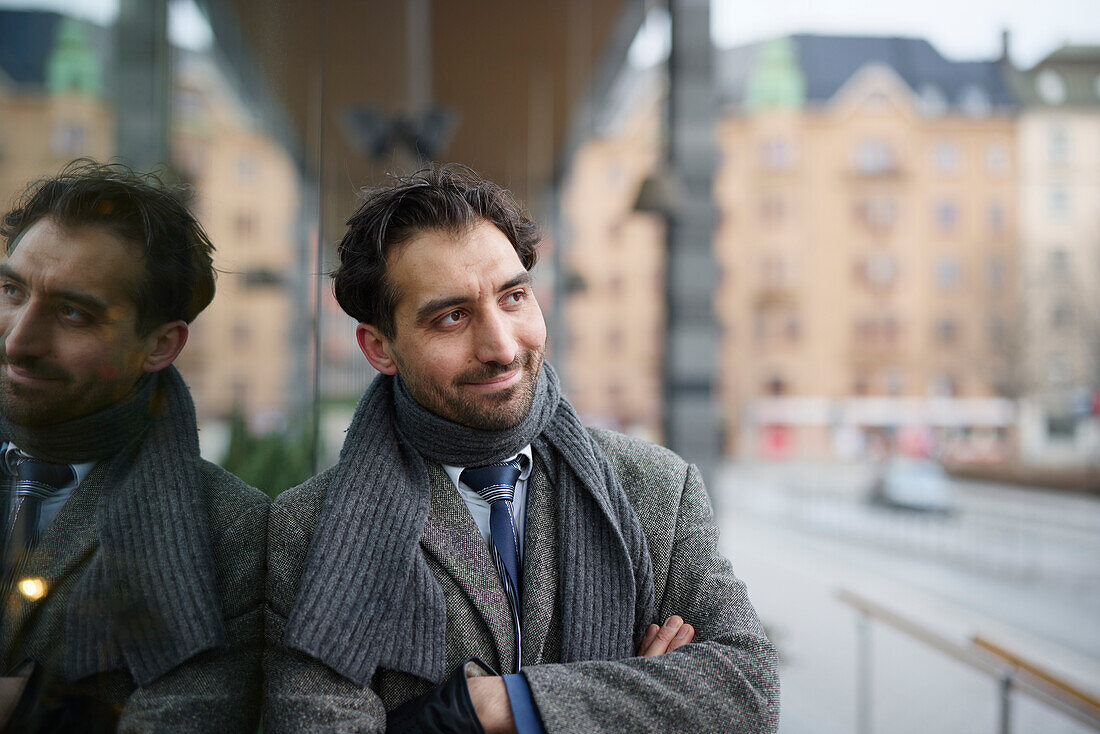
left=499, top=272, right=532, bottom=291
left=415, top=294, right=468, bottom=325
left=0, top=263, right=109, bottom=316
left=0, top=263, right=25, bottom=284
left=414, top=271, right=532, bottom=325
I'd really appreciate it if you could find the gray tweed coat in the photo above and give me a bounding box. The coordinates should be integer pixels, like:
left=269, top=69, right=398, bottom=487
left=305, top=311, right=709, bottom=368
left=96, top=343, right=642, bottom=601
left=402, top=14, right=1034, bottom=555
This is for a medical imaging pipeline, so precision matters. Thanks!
left=0, top=458, right=268, bottom=733
left=265, top=428, right=779, bottom=733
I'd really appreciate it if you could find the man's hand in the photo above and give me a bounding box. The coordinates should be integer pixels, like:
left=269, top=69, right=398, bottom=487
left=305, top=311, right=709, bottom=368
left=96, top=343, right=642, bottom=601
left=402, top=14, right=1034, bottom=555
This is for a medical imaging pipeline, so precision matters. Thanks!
left=637, top=615, right=695, bottom=657
left=467, top=675, right=516, bottom=734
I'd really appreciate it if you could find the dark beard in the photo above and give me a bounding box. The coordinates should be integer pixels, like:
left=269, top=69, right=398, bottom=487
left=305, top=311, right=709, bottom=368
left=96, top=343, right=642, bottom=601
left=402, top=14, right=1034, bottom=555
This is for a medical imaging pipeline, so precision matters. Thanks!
left=398, top=349, right=544, bottom=431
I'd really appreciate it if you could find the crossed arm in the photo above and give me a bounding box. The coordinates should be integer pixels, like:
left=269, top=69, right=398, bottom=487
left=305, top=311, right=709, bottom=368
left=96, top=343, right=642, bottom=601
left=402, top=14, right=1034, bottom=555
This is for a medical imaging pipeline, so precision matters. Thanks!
left=468, top=615, right=695, bottom=734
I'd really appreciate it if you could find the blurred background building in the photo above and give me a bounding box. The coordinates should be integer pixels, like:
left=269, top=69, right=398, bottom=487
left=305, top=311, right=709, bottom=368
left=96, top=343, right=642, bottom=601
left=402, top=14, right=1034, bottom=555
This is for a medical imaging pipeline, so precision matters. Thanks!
left=0, top=1, right=1098, bottom=731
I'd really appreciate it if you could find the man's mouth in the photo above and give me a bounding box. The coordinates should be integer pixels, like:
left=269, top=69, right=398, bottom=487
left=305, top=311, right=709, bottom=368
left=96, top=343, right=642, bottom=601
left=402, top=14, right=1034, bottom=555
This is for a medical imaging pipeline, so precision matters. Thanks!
left=2, top=364, right=65, bottom=386
left=463, top=369, right=522, bottom=391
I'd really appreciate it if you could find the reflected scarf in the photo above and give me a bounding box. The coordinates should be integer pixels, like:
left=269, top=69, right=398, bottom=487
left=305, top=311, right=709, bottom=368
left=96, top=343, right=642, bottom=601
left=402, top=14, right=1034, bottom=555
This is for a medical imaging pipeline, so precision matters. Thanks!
left=0, top=367, right=224, bottom=685
left=285, top=363, right=656, bottom=686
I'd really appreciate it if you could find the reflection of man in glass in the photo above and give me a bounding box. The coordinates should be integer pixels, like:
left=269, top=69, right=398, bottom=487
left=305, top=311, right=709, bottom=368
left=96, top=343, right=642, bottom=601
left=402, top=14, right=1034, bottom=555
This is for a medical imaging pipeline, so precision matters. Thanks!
left=0, top=160, right=266, bottom=732
left=265, top=165, right=779, bottom=734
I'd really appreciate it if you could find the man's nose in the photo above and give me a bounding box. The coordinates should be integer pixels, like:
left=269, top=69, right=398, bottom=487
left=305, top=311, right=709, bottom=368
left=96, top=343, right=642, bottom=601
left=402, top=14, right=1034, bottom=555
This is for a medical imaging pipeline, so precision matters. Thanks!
left=474, top=310, right=519, bottom=365
left=1, top=303, right=49, bottom=360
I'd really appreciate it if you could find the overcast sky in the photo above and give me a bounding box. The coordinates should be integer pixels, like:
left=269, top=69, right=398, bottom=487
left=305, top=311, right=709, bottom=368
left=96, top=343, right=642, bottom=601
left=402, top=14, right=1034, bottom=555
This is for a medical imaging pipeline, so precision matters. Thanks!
left=1, top=0, right=1098, bottom=68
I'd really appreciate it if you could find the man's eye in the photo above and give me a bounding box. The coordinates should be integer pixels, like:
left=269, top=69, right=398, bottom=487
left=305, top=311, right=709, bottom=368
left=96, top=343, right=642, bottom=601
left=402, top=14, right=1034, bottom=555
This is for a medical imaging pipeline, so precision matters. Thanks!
left=58, top=304, right=90, bottom=324
left=439, top=310, right=464, bottom=325
left=505, top=290, right=526, bottom=304
left=0, top=283, right=23, bottom=301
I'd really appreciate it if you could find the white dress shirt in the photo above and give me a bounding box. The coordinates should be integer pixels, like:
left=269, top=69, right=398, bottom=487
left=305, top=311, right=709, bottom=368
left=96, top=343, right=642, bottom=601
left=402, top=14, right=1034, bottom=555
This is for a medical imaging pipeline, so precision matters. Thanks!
left=2, top=441, right=96, bottom=535
left=442, top=445, right=534, bottom=558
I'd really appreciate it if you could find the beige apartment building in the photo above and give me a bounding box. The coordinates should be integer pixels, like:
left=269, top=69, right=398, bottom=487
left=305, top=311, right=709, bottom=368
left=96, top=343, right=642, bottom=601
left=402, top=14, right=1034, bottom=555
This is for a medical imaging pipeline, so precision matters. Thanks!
left=0, top=10, right=300, bottom=428
left=1009, top=46, right=1100, bottom=467
left=562, top=73, right=665, bottom=441
left=564, top=35, right=1020, bottom=460
left=170, top=53, right=300, bottom=427
left=0, top=17, right=113, bottom=211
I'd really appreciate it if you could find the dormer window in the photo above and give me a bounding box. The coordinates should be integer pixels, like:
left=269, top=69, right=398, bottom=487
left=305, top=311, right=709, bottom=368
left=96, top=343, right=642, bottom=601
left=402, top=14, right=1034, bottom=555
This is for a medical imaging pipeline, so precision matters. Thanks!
left=1037, top=70, right=1067, bottom=105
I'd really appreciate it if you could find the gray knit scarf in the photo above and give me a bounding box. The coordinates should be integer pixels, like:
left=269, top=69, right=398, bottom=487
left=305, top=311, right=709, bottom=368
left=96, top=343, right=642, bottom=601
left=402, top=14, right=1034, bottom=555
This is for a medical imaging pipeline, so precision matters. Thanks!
left=0, top=367, right=224, bottom=686
left=285, top=362, right=656, bottom=686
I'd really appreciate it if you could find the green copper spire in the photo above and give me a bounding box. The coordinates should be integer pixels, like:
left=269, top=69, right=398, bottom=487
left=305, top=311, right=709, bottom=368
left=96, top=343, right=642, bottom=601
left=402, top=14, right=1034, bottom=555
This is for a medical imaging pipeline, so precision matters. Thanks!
left=745, top=37, right=805, bottom=111
left=47, top=17, right=102, bottom=97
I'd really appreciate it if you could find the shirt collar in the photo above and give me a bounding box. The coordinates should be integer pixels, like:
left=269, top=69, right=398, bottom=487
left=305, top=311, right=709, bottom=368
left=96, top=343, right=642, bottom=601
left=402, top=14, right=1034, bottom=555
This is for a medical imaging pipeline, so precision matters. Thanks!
left=1, top=441, right=95, bottom=488
left=441, top=444, right=534, bottom=493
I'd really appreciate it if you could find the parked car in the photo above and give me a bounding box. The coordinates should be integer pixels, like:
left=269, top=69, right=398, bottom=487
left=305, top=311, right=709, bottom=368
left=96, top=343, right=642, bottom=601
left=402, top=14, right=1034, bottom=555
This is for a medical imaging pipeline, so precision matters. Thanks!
left=869, top=458, right=953, bottom=513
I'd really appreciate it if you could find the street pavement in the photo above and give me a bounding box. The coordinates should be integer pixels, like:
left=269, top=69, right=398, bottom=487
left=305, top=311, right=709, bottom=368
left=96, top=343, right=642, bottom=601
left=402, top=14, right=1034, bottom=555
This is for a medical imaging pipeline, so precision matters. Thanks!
left=713, top=461, right=1100, bottom=734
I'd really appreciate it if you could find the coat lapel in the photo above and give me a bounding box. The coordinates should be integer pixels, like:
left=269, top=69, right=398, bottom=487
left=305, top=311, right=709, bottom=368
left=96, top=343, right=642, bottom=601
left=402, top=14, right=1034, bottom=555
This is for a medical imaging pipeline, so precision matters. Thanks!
left=419, top=463, right=516, bottom=673
left=520, top=457, right=557, bottom=666
left=1, top=463, right=104, bottom=668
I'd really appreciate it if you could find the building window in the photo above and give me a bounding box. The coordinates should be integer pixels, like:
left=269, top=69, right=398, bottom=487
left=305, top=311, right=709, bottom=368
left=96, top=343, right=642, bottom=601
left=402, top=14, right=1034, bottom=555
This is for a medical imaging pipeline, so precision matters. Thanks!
left=1049, top=186, right=1069, bottom=218
left=1048, top=125, right=1069, bottom=165
left=1046, top=415, right=1077, bottom=440
left=1051, top=300, right=1073, bottom=329
left=760, top=138, right=797, bottom=169
left=761, top=256, right=788, bottom=286
left=933, top=141, right=960, bottom=173
left=884, top=367, right=905, bottom=396
left=934, top=200, right=959, bottom=232
left=985, top=144, right=1008, bottom=175
left=959, top=85, right=991, bottom=116
left=988, top=201, right=1005, bottom=234
left=236, top=156, right=257, bottom=182
left=231, top=322, right=252, bottom=346
left=51, top=121, right=86, bottom=156
left=235, top=212, right=255, bottom=239
left=934, top=318, right=960, bottom=346
left=855, top=197, right=898, bottom=232
left=1037, top=70, right=1067, bottom=105
left=987, top=315, right=1006, bottom=346
left=929, top=372, right=958, bottom=397
left=1049, top=249, right=1070, bottom=279
left=760, top=195, right=787, bottom=224
left=918, top=84, right=947, bottom=116
left=175, top=88, right=207, bottom=123
left=1047, top=353, right=1071, bottom=383
left=785, top=315, right=801, bottom=342
left=854, top=140, right=897, bottom=175
left=853, top=314, right=900, bottom=345
left=856, top=253, right=899, bottom=289
left=986, top=256, right=1005, bottom=293
left=935, top=258, right=962, bottom=291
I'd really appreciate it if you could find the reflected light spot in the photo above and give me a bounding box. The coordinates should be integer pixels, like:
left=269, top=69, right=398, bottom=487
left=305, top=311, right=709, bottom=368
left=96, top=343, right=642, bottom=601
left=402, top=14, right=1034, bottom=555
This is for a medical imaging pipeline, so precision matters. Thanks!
left=18, top=577, right=47, bottom=601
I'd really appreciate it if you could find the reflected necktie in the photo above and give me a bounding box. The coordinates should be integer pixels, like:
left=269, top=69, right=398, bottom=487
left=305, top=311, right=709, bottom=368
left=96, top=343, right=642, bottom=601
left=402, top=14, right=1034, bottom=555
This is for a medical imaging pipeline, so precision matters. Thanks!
left=2, top=454, right=75, bottom=594
left=461, top=458, right=524, bottom=667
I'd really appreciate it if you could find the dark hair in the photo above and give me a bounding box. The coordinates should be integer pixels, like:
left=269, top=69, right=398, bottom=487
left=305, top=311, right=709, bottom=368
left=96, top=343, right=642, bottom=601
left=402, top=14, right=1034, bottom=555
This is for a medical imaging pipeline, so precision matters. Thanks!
left=332, top=163, right=541, bottom=339
left=1, top=158, right=216, bottom=335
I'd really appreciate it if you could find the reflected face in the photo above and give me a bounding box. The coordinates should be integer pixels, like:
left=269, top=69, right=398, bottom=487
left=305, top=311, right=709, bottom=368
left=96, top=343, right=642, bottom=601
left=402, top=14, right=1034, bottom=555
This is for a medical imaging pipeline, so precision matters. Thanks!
left=370, top=220, right=546, bottom=430
left=0, top=218, right=156, bottom=426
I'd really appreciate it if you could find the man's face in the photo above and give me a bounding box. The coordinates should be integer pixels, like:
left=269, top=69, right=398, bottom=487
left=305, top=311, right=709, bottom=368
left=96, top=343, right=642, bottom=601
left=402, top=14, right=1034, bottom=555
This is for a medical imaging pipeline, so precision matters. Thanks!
left=0, top=218, right=160, bottom=427
left=360, top=219, right=547, bottom=430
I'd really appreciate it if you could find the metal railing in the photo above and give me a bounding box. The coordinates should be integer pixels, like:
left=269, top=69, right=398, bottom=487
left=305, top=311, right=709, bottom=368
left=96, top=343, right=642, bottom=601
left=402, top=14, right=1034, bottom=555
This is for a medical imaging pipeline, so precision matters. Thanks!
left=837, top=588, right=1100, bottom=733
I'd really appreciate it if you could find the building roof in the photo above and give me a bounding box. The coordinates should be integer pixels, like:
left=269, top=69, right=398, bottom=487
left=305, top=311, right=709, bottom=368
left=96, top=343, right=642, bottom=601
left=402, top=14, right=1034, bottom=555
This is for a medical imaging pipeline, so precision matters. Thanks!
left=1008, top=44, right=1100, bottom=108
left=719, top=33, right=1015, bottom=112
left=0, top=9, right=62, bottom=87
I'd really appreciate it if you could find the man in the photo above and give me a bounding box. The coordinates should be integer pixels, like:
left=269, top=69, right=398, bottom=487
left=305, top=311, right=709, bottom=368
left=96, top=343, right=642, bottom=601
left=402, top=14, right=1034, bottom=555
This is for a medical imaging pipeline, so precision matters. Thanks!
left=0, top=160, right=267, bottom=732
left=265, top=165, right=779, bottom=733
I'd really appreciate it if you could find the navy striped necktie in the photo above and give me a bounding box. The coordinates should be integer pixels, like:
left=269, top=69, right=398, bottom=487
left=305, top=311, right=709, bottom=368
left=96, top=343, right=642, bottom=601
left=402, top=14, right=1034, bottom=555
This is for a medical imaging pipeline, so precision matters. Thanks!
left=2, top=453, right=75, bottom=593
left=461, top=458, right=524, bottom=667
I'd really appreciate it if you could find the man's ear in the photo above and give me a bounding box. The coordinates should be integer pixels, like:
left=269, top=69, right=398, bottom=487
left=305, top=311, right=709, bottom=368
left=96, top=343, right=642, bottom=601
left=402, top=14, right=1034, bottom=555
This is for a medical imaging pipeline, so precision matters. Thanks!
left=356, top=323, right=398, bottom=375
left=142, top=320, right=188, bottom=372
